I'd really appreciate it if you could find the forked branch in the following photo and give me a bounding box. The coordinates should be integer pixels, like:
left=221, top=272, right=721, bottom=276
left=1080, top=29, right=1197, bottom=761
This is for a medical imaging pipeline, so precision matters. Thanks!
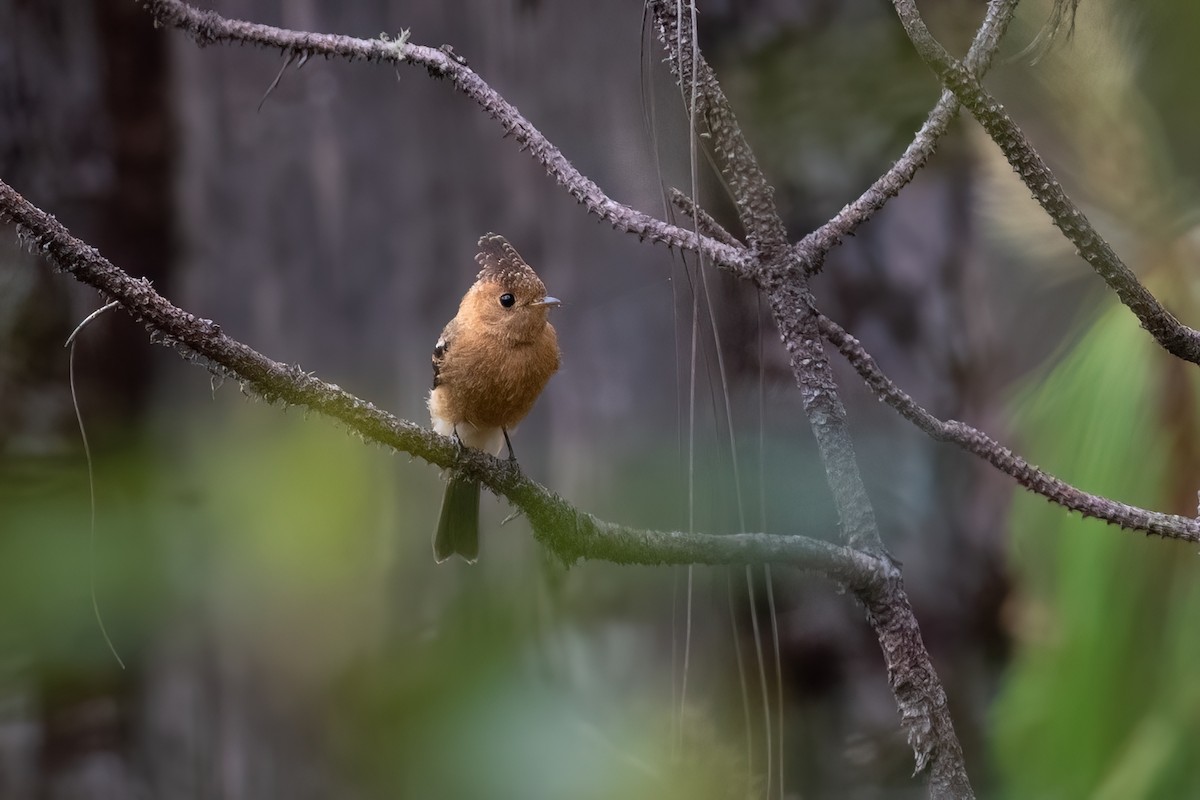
left=891, top=0, right=1200, bottom=365
left=647, top=4, right=971, bottom=796
left=799, top=0, right=1020, bottom=265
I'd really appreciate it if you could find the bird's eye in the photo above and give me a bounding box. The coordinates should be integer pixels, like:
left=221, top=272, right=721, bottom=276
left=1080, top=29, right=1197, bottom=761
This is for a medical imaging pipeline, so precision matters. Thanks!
left=499, top=293, right=516, bottom=308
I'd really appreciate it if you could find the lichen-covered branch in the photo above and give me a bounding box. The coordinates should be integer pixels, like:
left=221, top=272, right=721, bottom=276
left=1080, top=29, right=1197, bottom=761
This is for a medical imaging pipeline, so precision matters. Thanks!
left=862, top=579, right=972, bottom=798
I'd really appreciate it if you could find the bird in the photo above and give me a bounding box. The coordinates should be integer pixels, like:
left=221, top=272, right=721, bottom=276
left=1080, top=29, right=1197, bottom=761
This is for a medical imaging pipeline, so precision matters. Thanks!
left=428, top=233, right=561, bottom=563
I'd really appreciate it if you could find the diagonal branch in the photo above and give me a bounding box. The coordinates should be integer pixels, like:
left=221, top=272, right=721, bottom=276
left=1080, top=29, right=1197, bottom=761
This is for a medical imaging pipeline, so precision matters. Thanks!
left=668, top=188, right=742, bottom=248
left=817, top=307, right=1200, bottom=543
left=799, top=0, right=1020, bottom=267
left=891, top=0, right=1200, bottom=366
left=0, top=177, right=880, bottom=586
left=144, top=0, right=755, bottom=280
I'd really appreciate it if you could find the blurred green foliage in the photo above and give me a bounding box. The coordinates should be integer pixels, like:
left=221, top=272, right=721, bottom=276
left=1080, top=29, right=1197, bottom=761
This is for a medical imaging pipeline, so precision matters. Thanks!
left=985, top=2, right=1200, bottom=796
left=995, top=305, right=1200, bottom=799
left=1, top=408, right=757, bottom=798
left=0, top=447, right=169, bottom=676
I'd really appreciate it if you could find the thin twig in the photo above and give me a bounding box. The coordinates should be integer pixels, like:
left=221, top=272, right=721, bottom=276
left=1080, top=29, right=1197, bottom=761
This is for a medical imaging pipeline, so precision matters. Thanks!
left=668, top=188, right=742, bottom=248
left=257, top=51, right=298, bottom=112
left=66, top=300, right=126, bottom=671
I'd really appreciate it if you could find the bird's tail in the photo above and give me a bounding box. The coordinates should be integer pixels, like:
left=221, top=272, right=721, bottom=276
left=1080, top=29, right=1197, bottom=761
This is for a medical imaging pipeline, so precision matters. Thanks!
left=434, top=476, right=480, bottom=563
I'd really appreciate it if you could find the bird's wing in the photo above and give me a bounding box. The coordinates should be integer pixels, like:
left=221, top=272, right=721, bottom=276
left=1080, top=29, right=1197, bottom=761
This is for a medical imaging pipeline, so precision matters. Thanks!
left=432, top=318, right=458, bottom=389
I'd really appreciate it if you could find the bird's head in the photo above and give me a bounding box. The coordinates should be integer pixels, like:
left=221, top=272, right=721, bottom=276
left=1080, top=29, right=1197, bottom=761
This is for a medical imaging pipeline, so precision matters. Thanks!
left=464, top=233, right=560, bottom=341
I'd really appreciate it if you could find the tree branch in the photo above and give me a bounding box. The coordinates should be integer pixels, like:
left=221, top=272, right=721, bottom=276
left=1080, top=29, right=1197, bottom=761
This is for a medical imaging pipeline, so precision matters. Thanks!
left=0, top=177, right=882, bottom=586
left=798, top=0, right=1020, bottom=266
left=891, top=0, right=1200, bottom=366
left=861, top=578, right=969, bottom=795
left=647, top=5, right=973, bottom=795
left=817, top=307, right=1200, bottom=543
left=668, top=188, right=743, bottom=248
left=648, top=0, right=883, bottom=554
left=143, top=0, right=755, bottom=280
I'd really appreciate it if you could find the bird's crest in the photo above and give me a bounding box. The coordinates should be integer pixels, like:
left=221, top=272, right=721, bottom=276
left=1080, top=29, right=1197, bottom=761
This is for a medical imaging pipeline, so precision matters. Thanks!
left=475, top=233, right=545, bottom=293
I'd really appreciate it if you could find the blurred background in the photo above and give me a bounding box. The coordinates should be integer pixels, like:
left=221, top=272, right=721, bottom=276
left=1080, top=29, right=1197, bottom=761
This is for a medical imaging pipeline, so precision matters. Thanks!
left=3, top=0, right=1200, bottom=797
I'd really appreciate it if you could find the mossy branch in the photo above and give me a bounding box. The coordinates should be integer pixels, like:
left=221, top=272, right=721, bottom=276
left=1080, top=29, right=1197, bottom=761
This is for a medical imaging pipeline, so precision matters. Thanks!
left=0, top=177, right=877, bottom=587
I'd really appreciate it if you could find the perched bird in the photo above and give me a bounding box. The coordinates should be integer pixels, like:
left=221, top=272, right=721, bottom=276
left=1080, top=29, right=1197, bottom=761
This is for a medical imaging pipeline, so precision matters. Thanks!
left=429, top=233, right=561, bottom=563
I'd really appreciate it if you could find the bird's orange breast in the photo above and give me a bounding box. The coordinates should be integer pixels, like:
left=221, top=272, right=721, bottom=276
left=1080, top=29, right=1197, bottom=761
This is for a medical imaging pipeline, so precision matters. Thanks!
left=433, top=323, right=559, bottom=430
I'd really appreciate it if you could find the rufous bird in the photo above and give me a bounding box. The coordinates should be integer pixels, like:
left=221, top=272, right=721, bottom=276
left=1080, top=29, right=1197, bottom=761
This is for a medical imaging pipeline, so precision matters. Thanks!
left=428, top=233, right=561, bottom=562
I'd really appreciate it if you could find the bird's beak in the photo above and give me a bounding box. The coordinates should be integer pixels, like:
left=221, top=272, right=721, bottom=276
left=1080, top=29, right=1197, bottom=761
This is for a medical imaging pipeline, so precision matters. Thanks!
left=532, top=296, right=562, bottom=307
